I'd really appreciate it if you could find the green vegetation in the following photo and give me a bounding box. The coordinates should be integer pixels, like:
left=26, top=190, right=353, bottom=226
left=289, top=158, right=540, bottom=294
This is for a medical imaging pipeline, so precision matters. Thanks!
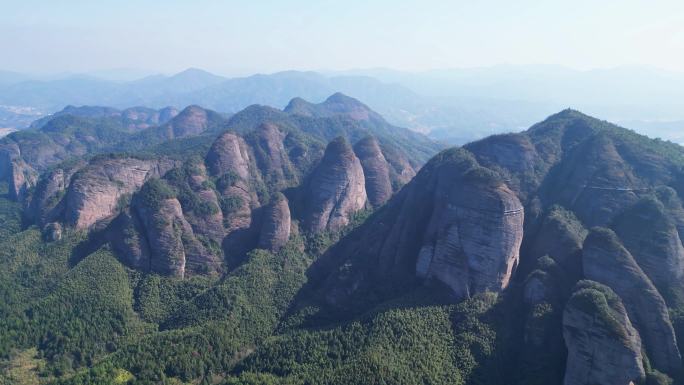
left=135, top=178, right=176, bottom=211
left=567, top=280, right=629, bottom=341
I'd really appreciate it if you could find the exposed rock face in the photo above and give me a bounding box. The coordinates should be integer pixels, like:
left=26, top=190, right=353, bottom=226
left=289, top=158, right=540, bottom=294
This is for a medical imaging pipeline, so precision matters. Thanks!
left=206, top=131, right=252, bottom=179
left=247, top=123, right=296, bottom=190
left=354, top=136, right=392, bottom=207
left=8, top=157, right=37, bottom=201
left=0, top=142, right=37, bottom=201
left=380, top=144, right=416, bottom=186
left=129, top=179, right=222, bottom=277
left=206, top=131, right=258, bottom=233
left=611, top=197, right=684, bottom=303
left=27, top=163, right=84, bottom=225
left=311, top=149, right=523, bottom=307
left=562, top=280, right=645, bottom=385
left=64, top=157, right=176, bottom=229
left=414, top=169, right=524, bottom=298
left=258, top=194, right=291, bottom=252
left=303, top=137, right=367, bottom=233
left=133, top=197, right=189, bottom=278
left=107, top=209, right=150, bottom=271
left=583, top=228, right=681, bottom=373
left=179, top=164, right=225, bottom=243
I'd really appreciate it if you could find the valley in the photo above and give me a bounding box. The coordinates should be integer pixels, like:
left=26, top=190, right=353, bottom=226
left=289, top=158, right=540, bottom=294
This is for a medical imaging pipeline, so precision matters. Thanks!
left=0, top=94, right=682, bottom=384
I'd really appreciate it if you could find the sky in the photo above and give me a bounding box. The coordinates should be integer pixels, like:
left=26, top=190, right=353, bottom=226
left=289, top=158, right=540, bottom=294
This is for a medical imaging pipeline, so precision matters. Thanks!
left=2, top=0, right=684, bottom=76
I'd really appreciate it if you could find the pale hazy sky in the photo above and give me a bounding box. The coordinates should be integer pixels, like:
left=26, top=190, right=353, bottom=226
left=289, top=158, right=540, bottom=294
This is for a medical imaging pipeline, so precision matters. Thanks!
left=2, top=0, right=684, bottom=75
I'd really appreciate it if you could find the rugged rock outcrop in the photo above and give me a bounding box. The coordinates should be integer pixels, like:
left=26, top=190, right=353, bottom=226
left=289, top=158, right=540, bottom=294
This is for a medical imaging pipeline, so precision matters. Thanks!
left=27, top=162, right=86, bottom=225
left=206, top=131, right=258, bottom=233
left=414, top=166, right=524, bottom=298
left=302, top=137, right=367, bottom=233
left=128, top=179, right=221, bottom=277
left=165, top=162, right=226, bottom=244
left=380, top=143, right=416, bottom=186
left=246, top=123, right=297, bottom=190
left=611, top=197, right=684, bottom=304
left=206, top=131, right=252, bottom=179
left=353, top=136, right=392, bottom=207
left=63, top=157, right=177, bottom=229
left=133, top=197, right=189, bottom=278
left=562, top=280, right=645, bottom=385
left=8, top=157, right=37, bottom=201
left=258, top=193, right=291, bottom=252
left=583, top=228, right=681, bottom=374
left=311, top=148, right=523, bottom=308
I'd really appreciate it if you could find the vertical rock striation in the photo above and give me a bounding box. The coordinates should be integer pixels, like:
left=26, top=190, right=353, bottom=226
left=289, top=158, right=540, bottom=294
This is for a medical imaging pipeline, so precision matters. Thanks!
left=354, top=136, right=392, bottom=207
left=258, top=193, right=291, bottom=252
left=303, top=137, right=367, bottom=233
left=582, top=228, right=681, bottom=374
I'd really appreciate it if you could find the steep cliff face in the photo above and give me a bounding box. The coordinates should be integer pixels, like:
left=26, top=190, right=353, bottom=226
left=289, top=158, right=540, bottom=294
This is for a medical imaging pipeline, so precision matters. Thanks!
left=206, top=131, right=252, bottom=179
left=63, top=157, right=177, bottom=229
left=128, top=179, right=221, bottom=277
left=302, top=137, right=367, bottom=233
left=8, top=157, right=37, bottom=201
left=415, top=171, right=524, bottom=298
left=133, top=196, right=189, bottom=278
left=562, top=280, right=645, bottom=385
left=583, top=228, right=681, bottom=374
left=206, top=131, right=258, bottom=233
left=26, top=162, right=85, bottom=226
left=311, top=148, right=523, bottom=308
left=165, top=162, right=225, bottom=244
left=611, top=197, right=684, bottom=305
left=258, top=193, right=291, bottom=252
left=0, top=143, right=38, bottom=201
left=379, top=143, right=416, bottom=186
left=245, top=123, right=298, bottom=191
left=353, top=136, right=392, bottom=207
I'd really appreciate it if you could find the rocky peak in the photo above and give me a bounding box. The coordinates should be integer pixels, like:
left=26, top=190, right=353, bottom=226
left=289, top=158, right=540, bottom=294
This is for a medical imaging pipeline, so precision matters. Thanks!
left=302, top=137, right=367, bottom=233
left=206, top=131, right=252, bottom=179
left=258, top=193, right=291, bottom=252
left=414, top=161, right=524, bottom=298
left=582, top=227, right=681, bottom=374
left=248, top=123, right=296, bottom=190
left=611, top=196, right=684, bottom=304
left=311, top=148, right=523, bottom=309
left=353, top=136, right=392, bottom=207
left=63, top=157, right=177, bottom=229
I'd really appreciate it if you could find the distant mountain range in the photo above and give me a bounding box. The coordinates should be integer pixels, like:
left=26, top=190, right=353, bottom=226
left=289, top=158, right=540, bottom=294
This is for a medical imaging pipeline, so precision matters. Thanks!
left=3, top=65, right=684, bottom=144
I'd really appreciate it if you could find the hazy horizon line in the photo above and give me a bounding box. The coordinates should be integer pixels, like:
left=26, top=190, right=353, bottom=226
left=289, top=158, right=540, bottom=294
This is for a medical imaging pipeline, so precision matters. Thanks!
left=5, top=63, right=684, bottom=81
